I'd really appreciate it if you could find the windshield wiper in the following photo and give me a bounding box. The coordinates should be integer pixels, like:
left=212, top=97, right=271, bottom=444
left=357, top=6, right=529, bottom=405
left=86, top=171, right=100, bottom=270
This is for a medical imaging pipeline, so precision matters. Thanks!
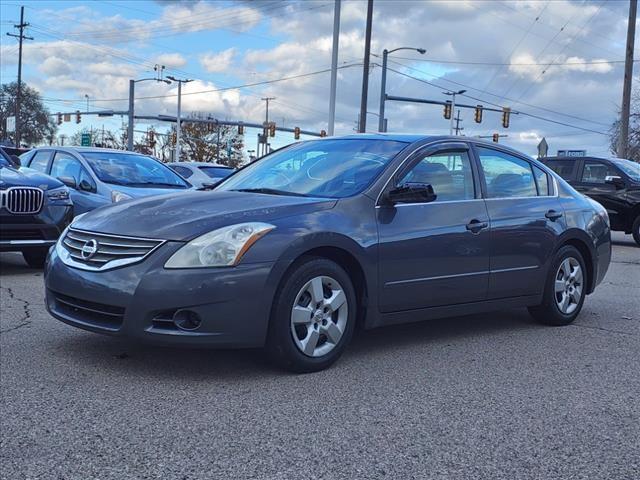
left=231, top=188, right=309, bottom=197
left=126, top=182, right=185, bottom=188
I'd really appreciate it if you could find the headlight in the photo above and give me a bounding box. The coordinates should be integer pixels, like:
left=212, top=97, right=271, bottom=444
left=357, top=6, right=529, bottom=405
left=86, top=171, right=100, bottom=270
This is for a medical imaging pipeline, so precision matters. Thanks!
left=165, top=222, right=275, bottom=268
left=47, top=186, right=70, bottom=201
left=111, top=190, right=133, bottom=203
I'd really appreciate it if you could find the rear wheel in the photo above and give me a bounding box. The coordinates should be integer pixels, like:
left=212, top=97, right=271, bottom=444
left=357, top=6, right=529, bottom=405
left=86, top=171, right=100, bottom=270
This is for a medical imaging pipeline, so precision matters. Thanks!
left=632, top=215, right=640, bottom=247
left=22, top=248, right=49, bottom=269
left=528, top=245, right=587, bottom=326
left=266, top=257, right=356, bottom=373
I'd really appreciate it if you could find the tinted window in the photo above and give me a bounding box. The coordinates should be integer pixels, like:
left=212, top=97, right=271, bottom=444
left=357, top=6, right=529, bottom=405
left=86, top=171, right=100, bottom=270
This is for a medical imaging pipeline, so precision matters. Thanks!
left=171, top=165, right=193, bottom=178
left=398, top=150, right=474, bottom=202
left=81, top=152, right=189, bottom=188
left=545, top=159, right=576, bottom=180
left=28, top=151, right=52, bottom=173
left=478, top=147, right=537, bottom=198
left=218, top=139, right=407, bottom=198
left=581, top=161, right=617, bottom=184
left=610, top=158, right=640, bottom=181
left=50, top=152, right=95, bottom=189
left=0, top=149, right=11, bottom=168
left=199, top=166, right=234, bottom=179
left=533, top=165, right=550, bottom=195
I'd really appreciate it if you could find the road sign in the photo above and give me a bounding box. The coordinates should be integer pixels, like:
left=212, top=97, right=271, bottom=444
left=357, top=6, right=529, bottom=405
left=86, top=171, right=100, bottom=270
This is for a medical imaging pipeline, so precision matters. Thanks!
left=63, top=113, right=71, bottom=122
left=81, top=133, right=91, bottom=146
left=5, top=116, right=15, bottom=132
left=537, top=138, right=548, bottom=158
left=557, top=149, right=586, bottom=157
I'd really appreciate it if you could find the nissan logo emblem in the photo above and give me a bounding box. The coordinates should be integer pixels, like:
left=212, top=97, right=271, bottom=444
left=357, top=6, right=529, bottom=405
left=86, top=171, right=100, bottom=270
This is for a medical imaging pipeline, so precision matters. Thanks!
left=81, top=239, right=99, bottom=260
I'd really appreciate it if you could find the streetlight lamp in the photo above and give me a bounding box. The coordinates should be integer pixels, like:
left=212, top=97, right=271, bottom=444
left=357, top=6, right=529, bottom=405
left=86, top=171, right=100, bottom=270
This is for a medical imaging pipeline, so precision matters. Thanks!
left=166, top=76, right=193, bottom=162
left=378, top=46, right=426, bottom=132
left=443, top=89, right=466, bottom=135
left=84, top=94, right=89, bottom=113
left=126, top=65, right=171, bottom=151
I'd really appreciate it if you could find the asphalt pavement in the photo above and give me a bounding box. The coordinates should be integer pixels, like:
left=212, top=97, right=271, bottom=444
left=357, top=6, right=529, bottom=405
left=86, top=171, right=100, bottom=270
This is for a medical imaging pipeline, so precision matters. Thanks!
left=1, top=232, right=638, bottom=480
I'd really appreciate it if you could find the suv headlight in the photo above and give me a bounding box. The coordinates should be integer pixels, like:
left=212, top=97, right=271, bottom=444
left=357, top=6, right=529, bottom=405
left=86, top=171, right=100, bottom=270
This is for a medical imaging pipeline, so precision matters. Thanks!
left=47, top=186, right=70, bottom=201
left=111, top=190, right=133, bottom=203
left=165, top=222, right=275, bottom=268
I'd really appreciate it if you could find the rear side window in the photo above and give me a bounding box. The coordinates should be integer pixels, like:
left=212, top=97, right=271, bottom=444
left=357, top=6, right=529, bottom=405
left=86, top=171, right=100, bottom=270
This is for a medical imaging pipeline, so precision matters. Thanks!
left=545, top=159, right=576, bottom=180
left=477, top=147, right=537, bottom=198
left=171, top=165, right=193, bottom=178
left=532, top=165, right=551, bottom=195
left=581, top=160, right=617, bottom=184
left=27, top=151, right=52, bottom=173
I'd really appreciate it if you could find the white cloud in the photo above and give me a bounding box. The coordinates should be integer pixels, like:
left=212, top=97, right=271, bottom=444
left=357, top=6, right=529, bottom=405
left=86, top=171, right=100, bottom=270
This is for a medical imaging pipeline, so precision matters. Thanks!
left=154, top=53, right=187, bottom=69
left=200, top=48, right=236, bottom=73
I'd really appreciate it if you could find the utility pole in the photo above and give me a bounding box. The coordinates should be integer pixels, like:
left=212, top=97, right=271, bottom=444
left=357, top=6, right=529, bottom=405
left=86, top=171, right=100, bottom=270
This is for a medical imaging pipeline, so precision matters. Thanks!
left=167, top=76, right=193, bottom=161
left=328, top=0, right=341, bottom=136
left=454, top=110, right=463, bottom=136
left=262, top=97, right=275, bottom=125
left=619, top=0, right=637, bottom=158
left=443, top=89, right=466, bottom=136
left=261, top=97, right=275, bottom=157
left=358, top=0, right=374, bottom=133
left=7, top=6, right=33, bottom=147
left=127, top=80, right=135, bottom=151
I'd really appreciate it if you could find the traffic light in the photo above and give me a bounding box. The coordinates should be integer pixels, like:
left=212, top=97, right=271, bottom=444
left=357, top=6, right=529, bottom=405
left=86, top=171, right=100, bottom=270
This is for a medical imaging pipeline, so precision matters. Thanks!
left=172, top=132, right=177, bottom=144
left=75, top=111, right=81, bottom=124
left=474, top=105, right=483, bottom=123
left=148, top=130, right=154, bottom=146
left=502, top=107, right=511, bottom=128
left=320, top=129, right=327, bottom=137
left=238, top=123, right=244, bottom=135
left=443, top=101, right=452, bottom=120
left=294, top=126, right=300, bottom=140
left=57, top=113, right=62, bottom=125
left=269, top=123, right=276, bottom=137
left=206, top=122, right=214, bottom=133
left=492, top=133, right=499, bottom=143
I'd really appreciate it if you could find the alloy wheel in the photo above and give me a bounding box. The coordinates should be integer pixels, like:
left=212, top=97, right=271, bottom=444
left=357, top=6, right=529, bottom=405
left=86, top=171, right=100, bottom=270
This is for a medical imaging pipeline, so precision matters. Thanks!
left=290, top=275, right=348, bottom=357
left=554, top=257, right=583, bottom=315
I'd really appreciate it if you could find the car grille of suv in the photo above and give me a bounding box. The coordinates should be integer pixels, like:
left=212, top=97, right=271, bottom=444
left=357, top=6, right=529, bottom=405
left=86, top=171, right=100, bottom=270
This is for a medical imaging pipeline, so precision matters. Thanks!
left=61, top=228, right=164, bottom=270
left=0, top=187, right=44, bottom=214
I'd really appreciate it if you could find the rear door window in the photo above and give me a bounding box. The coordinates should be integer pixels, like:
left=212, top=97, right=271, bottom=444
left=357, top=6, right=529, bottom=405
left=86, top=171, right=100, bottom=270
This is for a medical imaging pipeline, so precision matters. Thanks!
left=532, top=165, right=551, bottom=196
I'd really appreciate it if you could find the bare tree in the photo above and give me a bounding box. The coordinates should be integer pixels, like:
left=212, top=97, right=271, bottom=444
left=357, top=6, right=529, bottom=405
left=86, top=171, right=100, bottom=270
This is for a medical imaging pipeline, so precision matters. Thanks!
left=611, top=88, right=640, bottom=161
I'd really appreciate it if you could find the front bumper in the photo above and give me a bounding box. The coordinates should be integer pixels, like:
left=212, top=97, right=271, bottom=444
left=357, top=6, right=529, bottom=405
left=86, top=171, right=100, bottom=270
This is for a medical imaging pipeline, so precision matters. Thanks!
left=0, top=204, right=73, bottom=252
left=44, top=241, right=277, bottom=348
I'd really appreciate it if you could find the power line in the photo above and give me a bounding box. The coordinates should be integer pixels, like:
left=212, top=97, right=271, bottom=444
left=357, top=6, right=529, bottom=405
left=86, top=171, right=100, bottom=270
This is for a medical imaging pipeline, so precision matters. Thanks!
left=391, top=57, right=633, bottom=67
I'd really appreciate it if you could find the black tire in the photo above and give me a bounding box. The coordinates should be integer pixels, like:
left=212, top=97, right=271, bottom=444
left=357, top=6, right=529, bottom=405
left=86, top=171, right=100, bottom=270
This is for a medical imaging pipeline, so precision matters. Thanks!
left=528, top=245, right=587, bottom=326
left=266, top=257, right=357, bottom=373
left=22, top=248, right=49, bottom=269
left=632, top=215, right=640, bottom=247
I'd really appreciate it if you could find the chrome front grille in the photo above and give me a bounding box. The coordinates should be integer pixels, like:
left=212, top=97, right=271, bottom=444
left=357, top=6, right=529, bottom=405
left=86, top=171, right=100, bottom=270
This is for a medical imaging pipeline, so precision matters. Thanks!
left=0, top=187, right=44, bottom=214
left=60, top=228, right=164, bottom=271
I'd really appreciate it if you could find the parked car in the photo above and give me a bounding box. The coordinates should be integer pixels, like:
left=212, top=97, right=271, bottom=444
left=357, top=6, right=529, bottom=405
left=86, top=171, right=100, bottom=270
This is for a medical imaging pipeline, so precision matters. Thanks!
left=167, top=162, right=235, bottom=189
left=20, top=147, right=193, bottom=215
left=541, top=156, right=640, bottom=245
left=45, top=135, right=611, bottom=372
left=0, top=146, right=73, bottom=268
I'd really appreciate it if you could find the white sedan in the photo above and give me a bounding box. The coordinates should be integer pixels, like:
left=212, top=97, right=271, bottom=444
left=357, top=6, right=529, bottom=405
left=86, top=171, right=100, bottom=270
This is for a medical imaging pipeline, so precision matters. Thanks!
left=167, top=162, right=235, bottom=188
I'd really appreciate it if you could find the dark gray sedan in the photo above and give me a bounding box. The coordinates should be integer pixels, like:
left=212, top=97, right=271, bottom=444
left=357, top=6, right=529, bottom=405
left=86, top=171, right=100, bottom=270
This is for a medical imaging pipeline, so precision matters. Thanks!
left=44, top=135, right=611, bottom=372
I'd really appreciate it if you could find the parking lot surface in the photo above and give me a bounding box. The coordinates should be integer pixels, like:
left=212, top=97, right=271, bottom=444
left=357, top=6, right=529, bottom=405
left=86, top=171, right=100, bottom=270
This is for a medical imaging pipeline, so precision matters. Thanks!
left=1, top=232, right=638, bottom=480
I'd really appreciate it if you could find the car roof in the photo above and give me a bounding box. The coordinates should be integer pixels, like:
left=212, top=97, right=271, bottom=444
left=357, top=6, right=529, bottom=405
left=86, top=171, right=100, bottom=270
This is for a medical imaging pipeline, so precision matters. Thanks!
left=541, top=156, right=625, bottom=162
left=31, top=146, right=148, bottom=155
left=167, top=161, right=233, bottom=168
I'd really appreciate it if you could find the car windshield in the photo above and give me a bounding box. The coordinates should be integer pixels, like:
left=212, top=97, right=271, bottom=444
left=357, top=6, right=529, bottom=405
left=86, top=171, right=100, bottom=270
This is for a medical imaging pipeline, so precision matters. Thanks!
left=199, top=166, right=234, bottom=179
left=611, top=158, right=640, bottom=181
left=217, top=139, right=408, bottom=198
left=81, top=152, right=189, bottom=188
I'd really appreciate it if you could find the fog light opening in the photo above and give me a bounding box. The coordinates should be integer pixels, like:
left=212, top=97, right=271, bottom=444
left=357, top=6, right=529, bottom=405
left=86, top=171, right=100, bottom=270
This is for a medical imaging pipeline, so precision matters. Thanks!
left=173, top=309, right=202, bottom=331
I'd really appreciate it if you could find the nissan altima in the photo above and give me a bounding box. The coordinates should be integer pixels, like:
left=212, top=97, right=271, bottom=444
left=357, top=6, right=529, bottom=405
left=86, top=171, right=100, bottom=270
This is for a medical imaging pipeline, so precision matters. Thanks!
left=44, top=135, right=611, bottom=372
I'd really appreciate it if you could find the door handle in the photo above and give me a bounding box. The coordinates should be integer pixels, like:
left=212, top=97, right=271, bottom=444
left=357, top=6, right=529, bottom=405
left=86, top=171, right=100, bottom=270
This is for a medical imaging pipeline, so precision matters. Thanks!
left=545, top=210, right=563, bottom=221
left=466, top=219, right=488, bottom=233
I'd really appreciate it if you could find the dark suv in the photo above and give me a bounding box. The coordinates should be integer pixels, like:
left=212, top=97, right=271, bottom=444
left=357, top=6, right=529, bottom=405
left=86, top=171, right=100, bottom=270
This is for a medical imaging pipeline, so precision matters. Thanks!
left=0, top=147, right=74, bottom=267
left=541, top=156, right=640, bottom=246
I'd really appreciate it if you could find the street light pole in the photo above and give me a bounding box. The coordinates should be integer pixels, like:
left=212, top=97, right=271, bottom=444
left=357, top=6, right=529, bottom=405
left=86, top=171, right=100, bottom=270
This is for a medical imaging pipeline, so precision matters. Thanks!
left=127, top=74, right=172, bottom=151
left=378, top=46, right=425, bottom=132
left=167, top=76, right=193, bottom=161
left=328, top=0, right=341, bottom=136
left=358, top=0, right=374, bottom=133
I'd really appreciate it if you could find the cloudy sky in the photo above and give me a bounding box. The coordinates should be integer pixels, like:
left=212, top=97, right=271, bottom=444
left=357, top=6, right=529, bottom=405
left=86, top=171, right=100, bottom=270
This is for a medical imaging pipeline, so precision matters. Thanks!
left=0, top=0, right=637, bottom=156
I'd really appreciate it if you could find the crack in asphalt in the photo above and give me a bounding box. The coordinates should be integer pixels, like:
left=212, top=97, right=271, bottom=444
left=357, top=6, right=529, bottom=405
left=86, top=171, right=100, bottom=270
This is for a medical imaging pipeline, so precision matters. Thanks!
left=571, top=323, right=637, bottom=337
left=0, top=286, right=33, bottom=333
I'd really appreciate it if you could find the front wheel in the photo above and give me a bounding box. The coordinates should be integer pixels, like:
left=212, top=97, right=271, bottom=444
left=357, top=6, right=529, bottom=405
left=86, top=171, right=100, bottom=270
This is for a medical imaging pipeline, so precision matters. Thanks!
left=266, top=257, right=356, bottom=373
left=22, top=248, right=49, bottom=269
left=528, top=245, right=587, bottom=326
left=632, top=215, right=640, bottom=247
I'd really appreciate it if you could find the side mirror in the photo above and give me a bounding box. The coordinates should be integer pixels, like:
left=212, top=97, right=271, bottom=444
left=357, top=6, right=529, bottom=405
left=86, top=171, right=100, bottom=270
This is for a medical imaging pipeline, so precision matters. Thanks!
left=57, top=176, right=77, bottom=189
left=10, top=155, right=21, bottom=167
left=78, top=179, right=94, bottom=192
left=197, top=181, right=221, bottom=191
left=386, top=182, right=437, bottom=205
left=605, top=175, right=625, bottom=189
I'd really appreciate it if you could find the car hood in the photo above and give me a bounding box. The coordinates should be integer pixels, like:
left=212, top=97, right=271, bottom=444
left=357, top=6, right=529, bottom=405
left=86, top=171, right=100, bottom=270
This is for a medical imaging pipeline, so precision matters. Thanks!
left=0, top=166, right=64, bottom=190
left=107, top=184, right=194, bottom=198
left=73, top=190, right=337, bottom=241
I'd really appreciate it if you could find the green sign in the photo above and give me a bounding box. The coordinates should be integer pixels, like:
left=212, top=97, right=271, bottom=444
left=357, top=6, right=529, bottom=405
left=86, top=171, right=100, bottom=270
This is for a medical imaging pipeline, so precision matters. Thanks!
left=81, top=133, right=91, bottom=146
